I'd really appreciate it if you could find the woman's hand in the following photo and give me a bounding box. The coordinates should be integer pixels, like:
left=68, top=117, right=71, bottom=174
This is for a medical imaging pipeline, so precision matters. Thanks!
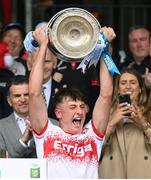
left=130, top=103, right=147, bottom=128
left=106, top=102, right=132, bottom=138
left=130, top=103, right=151, bottom=141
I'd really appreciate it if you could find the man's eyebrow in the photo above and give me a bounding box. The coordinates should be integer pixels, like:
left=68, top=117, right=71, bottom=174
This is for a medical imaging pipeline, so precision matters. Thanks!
left=12, top=94, right=21, bottom=97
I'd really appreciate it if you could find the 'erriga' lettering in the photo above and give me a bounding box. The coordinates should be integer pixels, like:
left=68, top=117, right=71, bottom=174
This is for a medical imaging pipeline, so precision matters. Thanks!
left=54, top=140, right=93, bottom=157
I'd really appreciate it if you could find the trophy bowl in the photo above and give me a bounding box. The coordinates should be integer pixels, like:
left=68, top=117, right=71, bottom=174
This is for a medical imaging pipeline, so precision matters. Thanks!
left=47, top=8, right=101, bottom=62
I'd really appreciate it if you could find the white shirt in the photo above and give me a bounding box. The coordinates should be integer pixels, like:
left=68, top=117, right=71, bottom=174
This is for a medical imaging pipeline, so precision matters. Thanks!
left=9, top=59, right=26, bottom=76
left=43, top=78, right=52, bottom=108
left=14, top=112, right=29, bottom=148
left=14, top=113, right=27, bottom=134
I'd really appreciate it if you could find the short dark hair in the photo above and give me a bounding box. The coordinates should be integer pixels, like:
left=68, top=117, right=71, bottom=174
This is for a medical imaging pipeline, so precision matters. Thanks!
left=53, top=87, right=87, bottom=109
left=6, top=75, right=29, bottom=96
left=3, top=22, right=26, bottom=39
left=128, top=25, right=150, bottom=35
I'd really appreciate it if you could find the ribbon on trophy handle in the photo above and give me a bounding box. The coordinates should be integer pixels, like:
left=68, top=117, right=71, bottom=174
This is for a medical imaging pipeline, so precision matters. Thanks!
left=77, top=32, right=120, bottom=75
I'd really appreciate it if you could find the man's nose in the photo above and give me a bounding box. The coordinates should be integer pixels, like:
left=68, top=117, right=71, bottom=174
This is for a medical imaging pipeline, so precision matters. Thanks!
left=76, top=107, right=83, bottom=114
left=10, top=36, right=17, bottom=43
left=136, top=40, right=143, bottom=47
left=20, top=95, right=26, bottom=101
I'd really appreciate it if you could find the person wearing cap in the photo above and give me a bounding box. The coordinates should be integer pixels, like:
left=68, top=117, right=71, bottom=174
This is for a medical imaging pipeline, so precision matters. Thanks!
left=1, top=22, right=28, bottom=76
left=0, top=23, right=29, bottom=119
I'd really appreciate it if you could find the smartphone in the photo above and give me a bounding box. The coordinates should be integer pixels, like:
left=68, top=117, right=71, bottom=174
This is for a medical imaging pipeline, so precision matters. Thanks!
left=119, top=94, right=131, bottom=104
left=119, top=94, right=131, bottom=116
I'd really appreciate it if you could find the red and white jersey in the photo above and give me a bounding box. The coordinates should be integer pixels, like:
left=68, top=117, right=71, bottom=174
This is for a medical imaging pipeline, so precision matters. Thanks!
left=33, top=120, right=105, bottom=179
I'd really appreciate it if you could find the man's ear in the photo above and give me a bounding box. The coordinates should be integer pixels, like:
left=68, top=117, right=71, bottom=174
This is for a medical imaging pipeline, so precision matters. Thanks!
left=7, top=96, right=12, bottom=107
left=86, top=105, right=89, bottom=114
left=54, top=108, right=62, bottom=119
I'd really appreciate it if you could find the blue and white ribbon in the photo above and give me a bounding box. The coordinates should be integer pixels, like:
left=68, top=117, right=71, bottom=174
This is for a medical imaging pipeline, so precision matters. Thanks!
left=77, top=32, right=120, bottom=75
left=102, top=51, right=120, bottom=75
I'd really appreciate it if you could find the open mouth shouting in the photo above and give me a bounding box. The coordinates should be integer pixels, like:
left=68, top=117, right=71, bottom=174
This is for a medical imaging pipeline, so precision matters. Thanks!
left=72, top=117, right=82, bottom=127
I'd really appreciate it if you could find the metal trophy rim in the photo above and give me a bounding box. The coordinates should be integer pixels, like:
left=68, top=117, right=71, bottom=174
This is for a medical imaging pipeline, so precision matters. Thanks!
left=47, top=7, right=101, bottom=61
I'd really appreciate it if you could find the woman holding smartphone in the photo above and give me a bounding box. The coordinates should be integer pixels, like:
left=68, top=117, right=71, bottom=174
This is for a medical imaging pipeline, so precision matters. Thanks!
left=99, top=69, right=151, bottom=178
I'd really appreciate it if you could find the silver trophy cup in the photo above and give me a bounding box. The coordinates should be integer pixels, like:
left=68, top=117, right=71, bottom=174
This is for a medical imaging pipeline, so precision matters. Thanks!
left=24, top=8, right=101, bottom=62
left=47, top=7, right=101, bottom=62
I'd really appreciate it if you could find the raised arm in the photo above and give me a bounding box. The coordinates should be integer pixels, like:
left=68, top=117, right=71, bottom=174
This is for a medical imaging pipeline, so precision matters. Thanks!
left=28, top=28, right=49, bottom=133
left=92, top=27, right=116, bottom=133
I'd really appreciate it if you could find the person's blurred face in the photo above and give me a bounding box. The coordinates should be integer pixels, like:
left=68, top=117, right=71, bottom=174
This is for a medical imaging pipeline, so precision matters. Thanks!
left=28, top=48, right=57, bottom=83
left=55, top=97, right=87, bottom=135
left=43, top=49, right=57, bottom=83
left=118, top=72, right=141, bottom=103
left=3, top=29, right=23, bottom=57
left=128, top=28, right=150, bottom=63
left=7, top=84, right=29, bottom=117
